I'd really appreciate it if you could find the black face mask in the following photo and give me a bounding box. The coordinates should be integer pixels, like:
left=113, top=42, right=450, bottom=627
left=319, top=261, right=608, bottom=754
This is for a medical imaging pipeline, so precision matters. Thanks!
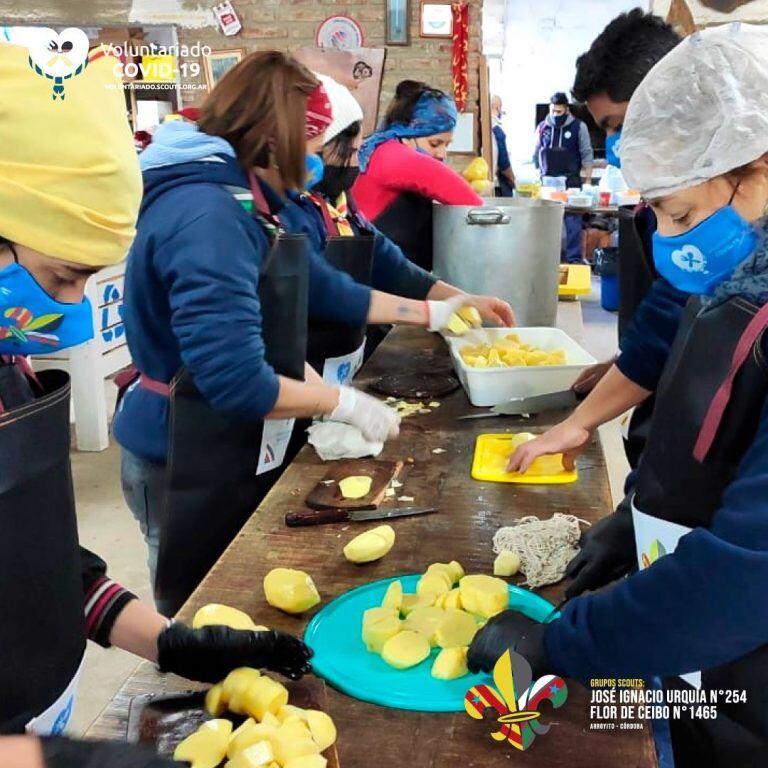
left=315, top=165, right=360, bottom=201
left=552, top=113, right=567, bottom=127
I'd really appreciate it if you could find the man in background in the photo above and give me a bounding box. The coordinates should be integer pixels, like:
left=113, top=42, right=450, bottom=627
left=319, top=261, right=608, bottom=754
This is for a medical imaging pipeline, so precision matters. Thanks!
left=491, top=95, right=515, bottom=196
left=534, top=92, right=594, bottom=263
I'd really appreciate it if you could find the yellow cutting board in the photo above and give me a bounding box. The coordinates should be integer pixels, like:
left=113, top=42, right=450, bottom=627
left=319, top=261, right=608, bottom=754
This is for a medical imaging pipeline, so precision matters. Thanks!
left=471, top=433, right=578, bottom=484
left=558, top=264, right=592, bottom=298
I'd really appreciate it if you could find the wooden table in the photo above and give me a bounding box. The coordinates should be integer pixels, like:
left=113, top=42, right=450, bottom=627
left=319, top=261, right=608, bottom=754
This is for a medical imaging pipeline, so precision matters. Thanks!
left=88, top=314, right=657, bottom=767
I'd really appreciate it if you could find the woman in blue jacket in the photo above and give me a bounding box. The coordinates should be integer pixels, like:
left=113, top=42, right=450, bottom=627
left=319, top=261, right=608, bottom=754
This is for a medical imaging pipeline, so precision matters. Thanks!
left=115, top=52, right=484, bottom=614
left=293, top=74, right=515, bottom=382
left=470, top=25, right=768, bottom=767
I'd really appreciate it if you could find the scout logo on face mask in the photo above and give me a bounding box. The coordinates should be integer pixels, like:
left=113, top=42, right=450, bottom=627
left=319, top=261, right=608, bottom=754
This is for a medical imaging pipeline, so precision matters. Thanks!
left=3, top=26, right=90, bottom=100
left=671, top=244, right=708, bottom=274
left=465, top=650, right=568, bottom=751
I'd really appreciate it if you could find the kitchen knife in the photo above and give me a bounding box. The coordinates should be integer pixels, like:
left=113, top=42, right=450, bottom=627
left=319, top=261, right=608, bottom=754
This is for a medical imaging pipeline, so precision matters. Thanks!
left=285, top=505, right=437, bottom=528
left=457, top=389, right=579, bottom=420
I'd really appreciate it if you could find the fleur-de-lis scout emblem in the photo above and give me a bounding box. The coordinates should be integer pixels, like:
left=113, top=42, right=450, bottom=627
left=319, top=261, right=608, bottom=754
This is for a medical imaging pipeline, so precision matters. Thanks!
left=465, top=649, right=568, bottom=750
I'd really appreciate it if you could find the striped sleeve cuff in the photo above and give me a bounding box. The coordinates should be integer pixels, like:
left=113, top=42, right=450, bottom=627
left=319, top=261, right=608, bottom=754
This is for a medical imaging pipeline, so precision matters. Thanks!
left=84, top=576, right=138, bottom=648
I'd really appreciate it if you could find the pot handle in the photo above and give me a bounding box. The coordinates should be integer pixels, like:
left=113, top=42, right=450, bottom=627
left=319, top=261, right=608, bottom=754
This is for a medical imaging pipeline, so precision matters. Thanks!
left=466, top=208, right=510, bottom=226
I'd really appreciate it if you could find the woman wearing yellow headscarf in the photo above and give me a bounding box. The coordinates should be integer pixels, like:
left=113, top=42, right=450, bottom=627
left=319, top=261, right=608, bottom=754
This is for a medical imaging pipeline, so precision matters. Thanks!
left=0, top=40, right=309, bottom=767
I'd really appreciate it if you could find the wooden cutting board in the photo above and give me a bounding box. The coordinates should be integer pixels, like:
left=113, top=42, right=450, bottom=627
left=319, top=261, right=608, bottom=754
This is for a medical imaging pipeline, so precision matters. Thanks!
left=126, top=677, right=339, bottom=768
left=305, top=459, right=403, bottom=511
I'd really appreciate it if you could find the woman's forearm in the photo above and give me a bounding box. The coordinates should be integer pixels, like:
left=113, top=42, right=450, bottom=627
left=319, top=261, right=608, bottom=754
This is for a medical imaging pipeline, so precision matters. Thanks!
left=108, top=599, right=168, bottom=660
left=267, top=375, right=340, bottom=419
left=570, top=365, right=651, bottom=431
left=0, top=737, right=44, bottom=768
left=426, top=281, right=464, bottom=301
left=367, top=290, right=429, bottom=325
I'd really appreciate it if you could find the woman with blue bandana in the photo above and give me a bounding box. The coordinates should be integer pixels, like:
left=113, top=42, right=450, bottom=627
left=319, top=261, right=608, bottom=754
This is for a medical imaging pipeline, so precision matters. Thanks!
left=352, top=80, right=483, bottom=271
left=470, top=23, right=768, bottom=767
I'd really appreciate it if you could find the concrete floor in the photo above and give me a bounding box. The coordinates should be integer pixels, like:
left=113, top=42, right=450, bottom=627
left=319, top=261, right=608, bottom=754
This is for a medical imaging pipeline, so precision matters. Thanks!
left=67, top=279, right=627, bottom=735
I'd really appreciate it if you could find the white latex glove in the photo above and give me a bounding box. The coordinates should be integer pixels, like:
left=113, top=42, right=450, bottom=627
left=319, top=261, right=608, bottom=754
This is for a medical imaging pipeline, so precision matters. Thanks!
left=426, top=294, right=480, bottom=332
left=329, top=386, right=401, bottom=442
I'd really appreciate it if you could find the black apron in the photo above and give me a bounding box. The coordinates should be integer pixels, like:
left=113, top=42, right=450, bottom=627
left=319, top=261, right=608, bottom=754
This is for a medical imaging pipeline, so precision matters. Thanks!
left=631, top=296, right=768, bottom=763
left=540, top=147, right=581, bottom=189
left=153, top=232, right=309, bottom=615
left=373, top=191, right=434, bottom=271
left=0, top=365, right=85, bottom=734
left=305, top=198, right=374, bottom=381
left=618, top=205, right=658, bottom=469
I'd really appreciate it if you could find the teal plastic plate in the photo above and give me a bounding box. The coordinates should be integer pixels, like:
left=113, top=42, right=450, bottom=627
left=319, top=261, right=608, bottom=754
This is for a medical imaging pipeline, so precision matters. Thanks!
left=304, top=574, right=556, bottom=712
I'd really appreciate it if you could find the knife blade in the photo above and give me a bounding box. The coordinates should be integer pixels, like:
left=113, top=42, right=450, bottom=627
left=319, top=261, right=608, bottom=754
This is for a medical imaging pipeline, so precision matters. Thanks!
left=285, top=506, right=437, bottom=527
left=457, top=389, right=578, bottom=420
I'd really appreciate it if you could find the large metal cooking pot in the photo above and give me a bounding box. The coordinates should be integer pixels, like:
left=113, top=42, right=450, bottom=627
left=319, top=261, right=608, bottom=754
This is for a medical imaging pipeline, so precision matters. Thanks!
left=432, top=198, right=564, bottom=326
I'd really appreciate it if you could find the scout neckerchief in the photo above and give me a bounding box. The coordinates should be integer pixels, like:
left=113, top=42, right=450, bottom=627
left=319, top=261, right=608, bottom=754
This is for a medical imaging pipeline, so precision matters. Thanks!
left=308, top=191, right=354, bottom=238
left=224, top=171, right=284, bottom=241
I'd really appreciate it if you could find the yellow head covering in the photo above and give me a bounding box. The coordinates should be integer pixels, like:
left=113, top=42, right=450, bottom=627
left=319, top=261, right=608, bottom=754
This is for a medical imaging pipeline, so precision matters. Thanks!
left=0, top=42, right=142, bottom=266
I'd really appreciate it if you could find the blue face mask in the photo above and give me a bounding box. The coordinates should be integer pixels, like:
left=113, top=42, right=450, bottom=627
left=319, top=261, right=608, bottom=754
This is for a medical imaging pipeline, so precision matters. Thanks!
left=414, top=145, right=444, bottom=163
left=652, top=205, right=758, bottom=295
left=0, top=260, right=93, bottom=355
left=605, top=129, right=622, bottom=168
left=305, top=154, right=324, bottom=190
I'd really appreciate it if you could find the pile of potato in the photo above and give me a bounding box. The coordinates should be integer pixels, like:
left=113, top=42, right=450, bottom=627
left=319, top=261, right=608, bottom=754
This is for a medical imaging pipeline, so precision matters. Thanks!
left=174, top=667, right=336, bottom=768
left=459, top=333, right=566, bottom=369
left=361, top=561, right=511, bottom=681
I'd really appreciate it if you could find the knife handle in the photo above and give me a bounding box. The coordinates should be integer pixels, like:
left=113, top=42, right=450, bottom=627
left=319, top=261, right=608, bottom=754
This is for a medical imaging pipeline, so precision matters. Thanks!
left=285, top=508, right=351, bottom=527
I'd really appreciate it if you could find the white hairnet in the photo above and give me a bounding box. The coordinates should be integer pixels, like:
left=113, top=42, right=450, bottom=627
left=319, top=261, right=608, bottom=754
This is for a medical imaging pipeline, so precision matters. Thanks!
left=316, top=73, right=364, bottom=145
left=621, top=23, right=768, bottom=199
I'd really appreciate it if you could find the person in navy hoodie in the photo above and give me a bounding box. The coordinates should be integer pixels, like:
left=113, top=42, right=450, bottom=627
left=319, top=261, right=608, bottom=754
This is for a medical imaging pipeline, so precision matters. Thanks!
left=534, top=92, right=594, bottom=264
left=470, top=24, right=768, bottom=767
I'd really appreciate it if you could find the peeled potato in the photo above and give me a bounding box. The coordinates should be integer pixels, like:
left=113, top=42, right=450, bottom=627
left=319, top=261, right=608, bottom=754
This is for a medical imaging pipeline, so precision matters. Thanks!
left=494, top=550, right=521, bottom=577
left=226, top=740, right=275, bottom=768
left=278, top=720, right=313, bottom=743
left=306, top=710, right=337, bottom=751
left=381, top=630, right=431, bottom=670
left=193, top=603, right=258, bottom=631
left=343, top=526, right=395, bottom=564
left=362, top=607, right=401, bottom=653
left=273, top=733, right=320, bottom=766
left=205, top=683, right=227, bottom=717
left=174, top=719, right=232, bottom=768
left=435, top=609, right=479, bottom=649
left=460, top=338, right=567, bottom=368
left=263, top=568, right=320, bottom=614
left=400, top=593, right=435, bottom=616
left=446, top=313, right=470, bottom=335
left=443, top=587, right=463, bottom=610
left=222, top=668, right=262, bottom=715
left=459, top=574, right=509, bottom=619
left=284, top=756, right=327, bottom=768
left=458, top=305, right=482, bottom=328
left=227, top=722, right=278, bottom=760
left=416, top=571, right=452, bottom=598
left=424, top=563, right=456, bottom=585
left=402, top=605, right=445, bottom=646
left=431, top=646, right=469, bottom=680
left=242, top=676, right=289, bottom=721
left=277, top=705, right=307, bottom=723
left=338, top=475, right=373, bottom=499
left=381, top=580, right=403, bottom=611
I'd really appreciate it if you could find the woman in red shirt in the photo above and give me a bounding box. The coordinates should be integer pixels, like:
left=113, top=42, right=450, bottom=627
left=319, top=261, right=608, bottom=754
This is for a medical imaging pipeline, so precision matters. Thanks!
left=352, top=81, right=483, bottom=270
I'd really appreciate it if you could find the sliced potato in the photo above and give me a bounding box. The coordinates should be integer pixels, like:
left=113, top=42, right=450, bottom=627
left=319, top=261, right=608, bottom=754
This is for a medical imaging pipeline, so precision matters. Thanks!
left=174, top=719, right=232, bottom=768
left=338, top=475, right=373, bottom=499
left=381, top=580, right=403, bottom=611
left=457, top=306, right=482, bottom=328
left=435, top=609, right=479, bottom=649
left=431, top=646, right=469, bottom=680
left=459, top=574, right=509, bottom=619
left=381, top=630, right=431, bottom=670
left=226, top=740, right=275, bottom=768
left=402, top=605, right=445, bottom=646
left=416, top=572, right=452, bottom=599
left=227, top=722, right=278, bottom=760
left=284, top=756, right=328, bottom=768
left=242, top=676, right=289, bottom=721
left=205, top=683, right=227, bottom=717
left=400, top=593, right=435, bottom=616
left=306, top=709, right=337, bottom=751
left=362, top=607, right=401, bottom=653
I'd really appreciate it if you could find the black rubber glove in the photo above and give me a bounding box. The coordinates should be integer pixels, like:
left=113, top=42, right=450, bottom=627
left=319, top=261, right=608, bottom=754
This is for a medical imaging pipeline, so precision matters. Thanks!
left=564, top=493, right=636, bottom=600
left=157, top=623, right=313, bottom=683
left=467, top=610, right=550, bottom=678
left=41, top=737, right=175, bottom=768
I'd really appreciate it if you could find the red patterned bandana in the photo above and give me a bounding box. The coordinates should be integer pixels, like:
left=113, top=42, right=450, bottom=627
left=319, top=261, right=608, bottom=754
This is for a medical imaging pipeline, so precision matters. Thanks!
left=306, top=83, right=333, bottom=140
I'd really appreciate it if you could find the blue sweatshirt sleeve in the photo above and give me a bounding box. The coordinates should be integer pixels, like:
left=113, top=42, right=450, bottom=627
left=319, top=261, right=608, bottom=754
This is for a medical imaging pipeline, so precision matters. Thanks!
left=280, top=197, right=371, bottom=325
left=158, top=210, right=280, bottom=418
left=616, top=278, right=690, bottom=391
left=369, top=227, right=437, bottom=300
left=493, top=125, right=511, bottom=172
left=544, top=398, right=768, bottom=683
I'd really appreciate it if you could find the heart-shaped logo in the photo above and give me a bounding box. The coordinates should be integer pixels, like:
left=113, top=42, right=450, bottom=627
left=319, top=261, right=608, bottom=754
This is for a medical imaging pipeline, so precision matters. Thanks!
left=671, top=244, right=707, bottom=274
left=26, top=27, right=89, bottom=79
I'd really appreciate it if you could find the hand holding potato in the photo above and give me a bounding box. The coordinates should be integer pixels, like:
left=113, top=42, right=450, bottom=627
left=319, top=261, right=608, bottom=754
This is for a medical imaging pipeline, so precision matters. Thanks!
left=506, top=418, right=591, bottom=473
left=466, top=294, right=516, bottom=328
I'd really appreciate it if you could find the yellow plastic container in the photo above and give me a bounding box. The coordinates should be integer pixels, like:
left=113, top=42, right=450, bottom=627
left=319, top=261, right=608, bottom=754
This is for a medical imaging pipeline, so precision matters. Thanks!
left=558, top=264, right=592, bottom=299
left=471, top=433, right=578, bottom=485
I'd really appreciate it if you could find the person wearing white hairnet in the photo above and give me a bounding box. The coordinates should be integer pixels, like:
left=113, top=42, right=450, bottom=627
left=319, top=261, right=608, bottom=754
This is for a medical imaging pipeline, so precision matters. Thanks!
left=469, top=24, right=768, bottom=767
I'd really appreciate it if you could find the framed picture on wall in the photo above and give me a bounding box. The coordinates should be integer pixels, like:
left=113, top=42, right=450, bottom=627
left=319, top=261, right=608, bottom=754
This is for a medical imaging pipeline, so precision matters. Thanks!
left=203, top=48, right=244, bottom=90
left=386, top=0, right=411, bottom=45
left=420, top=2, right=453, bottom=38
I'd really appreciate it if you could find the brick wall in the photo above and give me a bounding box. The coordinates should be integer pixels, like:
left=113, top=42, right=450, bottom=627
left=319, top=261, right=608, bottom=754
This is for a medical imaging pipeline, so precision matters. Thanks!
left=0, top=0, right=482, bottom=131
